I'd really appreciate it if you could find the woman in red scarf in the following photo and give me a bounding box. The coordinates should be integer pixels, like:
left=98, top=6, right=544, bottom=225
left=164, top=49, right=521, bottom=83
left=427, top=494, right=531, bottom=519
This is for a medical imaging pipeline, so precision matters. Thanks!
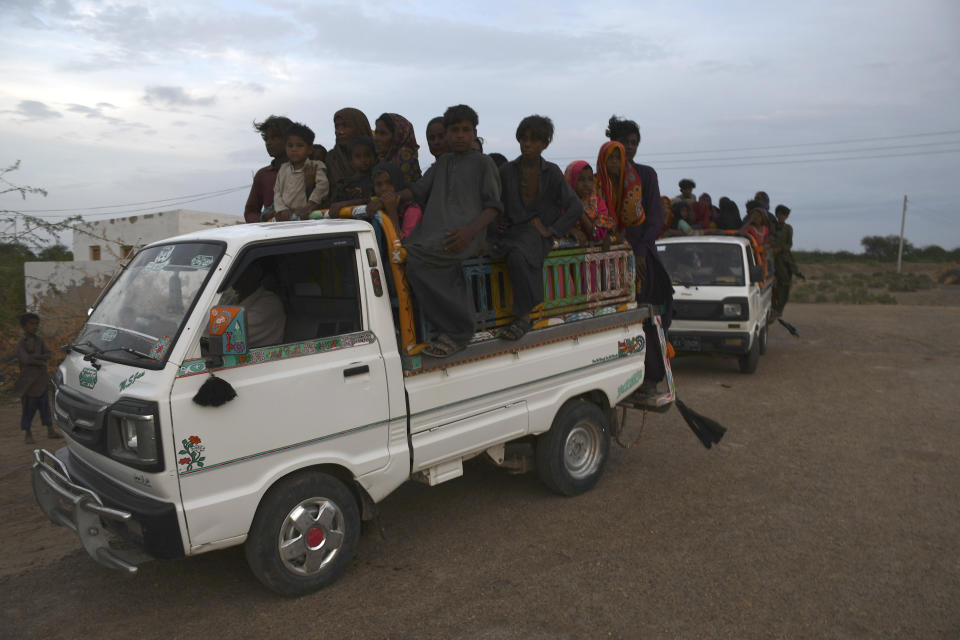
left=564, top=160, right=616, bottom=245
left=373, top=113, right=422, bottom=188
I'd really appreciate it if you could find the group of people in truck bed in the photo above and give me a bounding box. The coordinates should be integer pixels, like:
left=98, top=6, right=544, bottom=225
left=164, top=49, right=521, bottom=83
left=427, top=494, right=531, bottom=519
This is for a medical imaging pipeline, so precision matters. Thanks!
left=241, top=104, right=798, bottom=395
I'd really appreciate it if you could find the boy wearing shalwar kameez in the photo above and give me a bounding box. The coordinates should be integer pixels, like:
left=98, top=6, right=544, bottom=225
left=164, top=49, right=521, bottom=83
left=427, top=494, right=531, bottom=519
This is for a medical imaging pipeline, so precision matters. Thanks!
left=401, top=105, right=503, bottom=358
left=491, top=115, right=582, bottom=340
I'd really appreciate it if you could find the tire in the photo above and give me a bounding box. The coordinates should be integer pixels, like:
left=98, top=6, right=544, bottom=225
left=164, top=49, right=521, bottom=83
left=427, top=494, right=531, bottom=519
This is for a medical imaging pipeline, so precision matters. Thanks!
left=536, top=400, right=611, bottom=496
left=245, top=472, right=360, bottom=596
left=758, top=324, right=768, bottom=355
left=738, top=335, right=760, bottom=374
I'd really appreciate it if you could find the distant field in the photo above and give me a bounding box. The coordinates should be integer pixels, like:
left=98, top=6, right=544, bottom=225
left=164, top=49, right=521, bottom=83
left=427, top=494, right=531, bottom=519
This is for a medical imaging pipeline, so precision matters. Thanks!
left=791, top=262, right=960, bottom=306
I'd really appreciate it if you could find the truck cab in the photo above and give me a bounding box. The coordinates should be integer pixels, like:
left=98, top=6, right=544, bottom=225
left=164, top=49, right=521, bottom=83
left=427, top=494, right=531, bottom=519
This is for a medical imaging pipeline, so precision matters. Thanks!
left=656, top=235, right=772, bottom=373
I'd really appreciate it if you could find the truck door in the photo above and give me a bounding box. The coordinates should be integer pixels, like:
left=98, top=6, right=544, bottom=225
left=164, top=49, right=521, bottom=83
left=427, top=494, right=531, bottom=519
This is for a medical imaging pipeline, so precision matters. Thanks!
left=168, top=236, right=391, bottom=549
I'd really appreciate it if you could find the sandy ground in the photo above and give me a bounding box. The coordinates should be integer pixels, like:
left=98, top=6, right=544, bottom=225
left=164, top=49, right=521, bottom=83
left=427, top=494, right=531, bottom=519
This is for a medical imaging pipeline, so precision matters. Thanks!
left=1, top=300, right=959, bottom=638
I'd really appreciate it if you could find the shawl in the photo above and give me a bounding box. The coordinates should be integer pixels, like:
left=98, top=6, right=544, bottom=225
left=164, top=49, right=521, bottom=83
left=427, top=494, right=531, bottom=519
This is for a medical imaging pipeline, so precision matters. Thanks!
left=327, top=108, right=372, bottom=187
left=564, top=161, right=616, bottom=230
left=596, top=141, right=645, bottom=229
left=378, top=113, right=422, bottom=188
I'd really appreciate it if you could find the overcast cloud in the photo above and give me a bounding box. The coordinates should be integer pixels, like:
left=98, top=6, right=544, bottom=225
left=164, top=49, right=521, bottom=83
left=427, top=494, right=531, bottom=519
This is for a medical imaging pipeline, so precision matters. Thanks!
left=1, top=0, right=958, bottom=251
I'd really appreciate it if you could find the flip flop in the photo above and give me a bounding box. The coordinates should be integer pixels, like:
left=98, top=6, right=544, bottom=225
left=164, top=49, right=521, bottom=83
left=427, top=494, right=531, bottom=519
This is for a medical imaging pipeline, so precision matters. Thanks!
left=498, top=318, right=531, bottom=341
left=421, top=334, right=467, bottom=358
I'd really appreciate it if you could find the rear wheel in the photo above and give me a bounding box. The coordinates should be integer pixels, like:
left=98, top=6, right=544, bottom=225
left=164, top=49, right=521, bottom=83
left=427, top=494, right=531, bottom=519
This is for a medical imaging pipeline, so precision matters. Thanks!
left=759, top=324, right=768, bottom=355
left=245, top=472, right=360, bottom=596
left=536, top=401, right=610, bottom=496
left=738, top=335, right=760, bottom=374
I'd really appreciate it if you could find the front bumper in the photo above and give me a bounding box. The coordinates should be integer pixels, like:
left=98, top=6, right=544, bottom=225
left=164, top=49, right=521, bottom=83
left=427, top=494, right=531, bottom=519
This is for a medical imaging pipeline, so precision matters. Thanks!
left=669, top=330, right=751, bottom=355
left=32, top=447, right=184, bottom=573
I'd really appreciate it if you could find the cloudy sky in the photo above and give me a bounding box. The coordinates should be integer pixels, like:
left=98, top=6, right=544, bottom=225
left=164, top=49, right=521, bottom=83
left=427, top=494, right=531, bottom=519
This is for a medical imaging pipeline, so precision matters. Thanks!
left=1, top=0, right=958, bottom=251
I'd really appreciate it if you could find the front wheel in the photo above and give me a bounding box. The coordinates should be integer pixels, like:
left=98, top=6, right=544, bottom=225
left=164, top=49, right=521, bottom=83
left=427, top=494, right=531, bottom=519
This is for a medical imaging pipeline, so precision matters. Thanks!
left=738, top=335, right=760, bottom=374
left=245, top=473, right=360, bottom=596
left=536, top=400, right=611, bottom=496
left=758, top=324, right=768, bottom=355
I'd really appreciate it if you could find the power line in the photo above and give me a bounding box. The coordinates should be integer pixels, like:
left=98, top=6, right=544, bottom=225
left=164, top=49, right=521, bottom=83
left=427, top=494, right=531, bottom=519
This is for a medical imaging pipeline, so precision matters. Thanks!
left=654, top=147, right=960, bottom=171
left=14, top=185, right=248, bottom=213
left=644, top=128, right=960, bottom=156
left=648, top=139, right=960, bottom=163
left=7, top=186, right=248, bottom=219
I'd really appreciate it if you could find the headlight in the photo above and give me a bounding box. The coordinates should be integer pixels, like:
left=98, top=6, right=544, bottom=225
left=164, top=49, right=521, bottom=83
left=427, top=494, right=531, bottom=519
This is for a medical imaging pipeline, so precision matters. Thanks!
left=723, top=303, right=742, bottom=317
left=106, top=399, right=163, bottom=471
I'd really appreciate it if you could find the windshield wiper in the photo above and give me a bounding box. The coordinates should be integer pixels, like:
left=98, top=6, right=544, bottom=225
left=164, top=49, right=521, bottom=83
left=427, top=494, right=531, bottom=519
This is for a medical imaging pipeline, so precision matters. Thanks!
left=672, top=280, right=700, bottom=289
left=69, top=344, right=157, bottom=369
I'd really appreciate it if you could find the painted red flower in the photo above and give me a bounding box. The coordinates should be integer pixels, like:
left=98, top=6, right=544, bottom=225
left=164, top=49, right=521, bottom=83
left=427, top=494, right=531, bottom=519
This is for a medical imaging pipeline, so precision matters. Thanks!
left=188, top=435, right=201, bottom=445
left=179, top=457, right=190, bottom=465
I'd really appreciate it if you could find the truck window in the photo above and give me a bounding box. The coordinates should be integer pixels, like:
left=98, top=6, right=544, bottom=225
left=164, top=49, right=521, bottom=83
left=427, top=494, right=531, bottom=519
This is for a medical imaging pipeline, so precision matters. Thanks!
left=220, top=242, right=362, bottom=348
left=659, top=243, right=745, bottom=286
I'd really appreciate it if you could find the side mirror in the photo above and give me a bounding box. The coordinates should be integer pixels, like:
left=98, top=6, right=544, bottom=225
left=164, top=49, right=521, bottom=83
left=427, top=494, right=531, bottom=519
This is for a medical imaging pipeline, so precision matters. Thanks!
left=204, top=306, right=248, bottom=358
left=749, top=265, right=763, bottom=283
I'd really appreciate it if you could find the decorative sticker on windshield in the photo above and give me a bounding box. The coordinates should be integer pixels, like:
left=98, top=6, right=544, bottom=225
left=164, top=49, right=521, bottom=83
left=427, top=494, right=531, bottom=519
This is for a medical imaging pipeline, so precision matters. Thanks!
left=146, top=246, right=174, bottom=271
left=190, top=255, right=215, bottom=269
left=149, top=336, right=171, bottom=360
left=101, top=328, right=118, bottom=342
left=79, top=367, right=98, bottom=389
left=175, top=331, right=377, bottom=378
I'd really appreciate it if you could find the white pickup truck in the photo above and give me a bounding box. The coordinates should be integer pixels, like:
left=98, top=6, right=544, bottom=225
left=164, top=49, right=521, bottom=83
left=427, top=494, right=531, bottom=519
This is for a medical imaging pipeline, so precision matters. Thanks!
left=656, top=234, right=773, bottom=374
left=32, top=216, right=676, bottom=596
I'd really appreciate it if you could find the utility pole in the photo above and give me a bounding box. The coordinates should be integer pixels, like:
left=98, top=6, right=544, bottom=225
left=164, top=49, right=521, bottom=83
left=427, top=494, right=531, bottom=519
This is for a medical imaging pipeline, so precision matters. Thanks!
left=896, top=195, right=908, bottom=273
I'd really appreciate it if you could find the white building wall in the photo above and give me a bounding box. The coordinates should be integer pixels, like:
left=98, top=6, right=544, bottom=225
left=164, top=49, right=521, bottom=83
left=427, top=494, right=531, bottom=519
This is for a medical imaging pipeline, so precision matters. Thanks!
left=26, top=210, right=243, bottom=310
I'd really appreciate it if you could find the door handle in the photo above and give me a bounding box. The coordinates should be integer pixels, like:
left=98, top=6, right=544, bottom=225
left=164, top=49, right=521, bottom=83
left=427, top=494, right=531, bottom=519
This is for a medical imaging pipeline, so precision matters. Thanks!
left=344, top=365, right=369, bottom=378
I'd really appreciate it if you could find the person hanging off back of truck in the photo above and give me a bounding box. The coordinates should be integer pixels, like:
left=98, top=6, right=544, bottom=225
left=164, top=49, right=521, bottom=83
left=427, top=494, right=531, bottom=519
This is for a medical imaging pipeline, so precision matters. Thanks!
left=490, top=115, right=583, bottom=341
left=740, top=201, right=773, bottom=277
left=272, top=122, right=329, bottom=221
left=603, top=115, right=674, bottom=398
left=395, top=104, right=503, bottom=358
left=771, top=204, right=804, bottom=320
left=244, top=115, right=293, bottom=223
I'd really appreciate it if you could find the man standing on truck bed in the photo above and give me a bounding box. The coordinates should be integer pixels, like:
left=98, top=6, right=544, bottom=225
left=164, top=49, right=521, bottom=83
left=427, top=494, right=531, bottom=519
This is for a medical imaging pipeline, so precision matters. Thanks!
left=398, top=104, right=503, bottom=358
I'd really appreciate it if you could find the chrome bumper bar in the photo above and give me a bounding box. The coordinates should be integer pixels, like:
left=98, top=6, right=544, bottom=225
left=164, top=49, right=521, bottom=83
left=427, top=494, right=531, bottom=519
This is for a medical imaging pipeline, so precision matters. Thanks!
left=32, top=449, right=150, bottom=573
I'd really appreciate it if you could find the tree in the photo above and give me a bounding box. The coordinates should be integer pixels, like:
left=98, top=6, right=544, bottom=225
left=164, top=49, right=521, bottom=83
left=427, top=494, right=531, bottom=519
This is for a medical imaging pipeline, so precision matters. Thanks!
left=37, top=243, right=73, bottom=261
left=860, top=235, right=916, bottom=262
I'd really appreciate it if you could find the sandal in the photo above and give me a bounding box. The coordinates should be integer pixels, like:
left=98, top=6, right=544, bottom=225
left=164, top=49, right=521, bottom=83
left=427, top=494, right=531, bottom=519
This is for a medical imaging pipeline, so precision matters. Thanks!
left=498, top=318, right=531, bottom=341
left=421, top=334, right=467, bottom=358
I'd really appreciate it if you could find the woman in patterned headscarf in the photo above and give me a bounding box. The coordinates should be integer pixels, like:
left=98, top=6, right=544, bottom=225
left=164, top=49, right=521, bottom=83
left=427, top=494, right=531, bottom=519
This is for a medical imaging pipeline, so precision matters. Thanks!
left=373, top=113, right=422, bottom=188
left=327, top=107, right=372, bottom=189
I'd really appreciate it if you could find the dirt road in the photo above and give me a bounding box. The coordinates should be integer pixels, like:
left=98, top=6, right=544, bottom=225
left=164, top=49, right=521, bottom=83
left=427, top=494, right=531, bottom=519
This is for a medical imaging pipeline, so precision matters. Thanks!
left=2, top=302, right=959, bottom=638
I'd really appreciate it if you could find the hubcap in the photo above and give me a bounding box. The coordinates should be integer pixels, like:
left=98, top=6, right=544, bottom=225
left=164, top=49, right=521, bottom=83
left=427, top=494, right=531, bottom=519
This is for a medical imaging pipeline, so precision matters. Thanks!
left=278, top=497, right=346, bottom=575
left=563, top=422, right=602, bottom=480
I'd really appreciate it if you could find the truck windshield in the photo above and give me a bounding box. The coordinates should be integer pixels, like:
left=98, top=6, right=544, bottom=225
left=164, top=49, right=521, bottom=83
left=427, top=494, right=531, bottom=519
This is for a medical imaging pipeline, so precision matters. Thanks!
left=74, top=242, right=224, bottom=368
left=658, top=243, right=745, bottom=286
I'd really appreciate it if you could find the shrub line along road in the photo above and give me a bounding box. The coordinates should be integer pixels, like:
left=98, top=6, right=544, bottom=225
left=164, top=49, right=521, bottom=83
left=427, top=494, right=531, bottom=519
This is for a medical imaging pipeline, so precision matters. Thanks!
left=1, top=301, right=958, bottom=638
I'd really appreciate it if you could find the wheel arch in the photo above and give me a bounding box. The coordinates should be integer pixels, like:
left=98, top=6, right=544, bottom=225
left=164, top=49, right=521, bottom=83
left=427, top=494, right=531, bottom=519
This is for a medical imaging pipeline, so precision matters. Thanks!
left=252, top=463, right=376, bottom=530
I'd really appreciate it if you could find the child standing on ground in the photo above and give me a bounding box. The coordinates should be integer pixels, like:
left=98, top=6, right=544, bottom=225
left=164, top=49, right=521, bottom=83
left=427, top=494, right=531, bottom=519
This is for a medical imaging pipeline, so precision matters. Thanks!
left=272, top=122, right=329, bottom=221
left=14, top=313, right=60, bottom=444
left=491, top=115, right=582, bottom=341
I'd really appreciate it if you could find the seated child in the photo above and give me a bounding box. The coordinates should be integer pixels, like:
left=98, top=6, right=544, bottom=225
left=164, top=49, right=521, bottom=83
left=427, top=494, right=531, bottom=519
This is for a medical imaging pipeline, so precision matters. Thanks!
left=328, top=136, right=376, bottom=217
left=564, top=160, right=616, bottom=249
left=395, top=104, right=503, bottom=358
left=368, top=162, right=422, bottom=239
left=490, top=115, right=582, bottom=341
left=272, top=122, right=329, bottom=221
